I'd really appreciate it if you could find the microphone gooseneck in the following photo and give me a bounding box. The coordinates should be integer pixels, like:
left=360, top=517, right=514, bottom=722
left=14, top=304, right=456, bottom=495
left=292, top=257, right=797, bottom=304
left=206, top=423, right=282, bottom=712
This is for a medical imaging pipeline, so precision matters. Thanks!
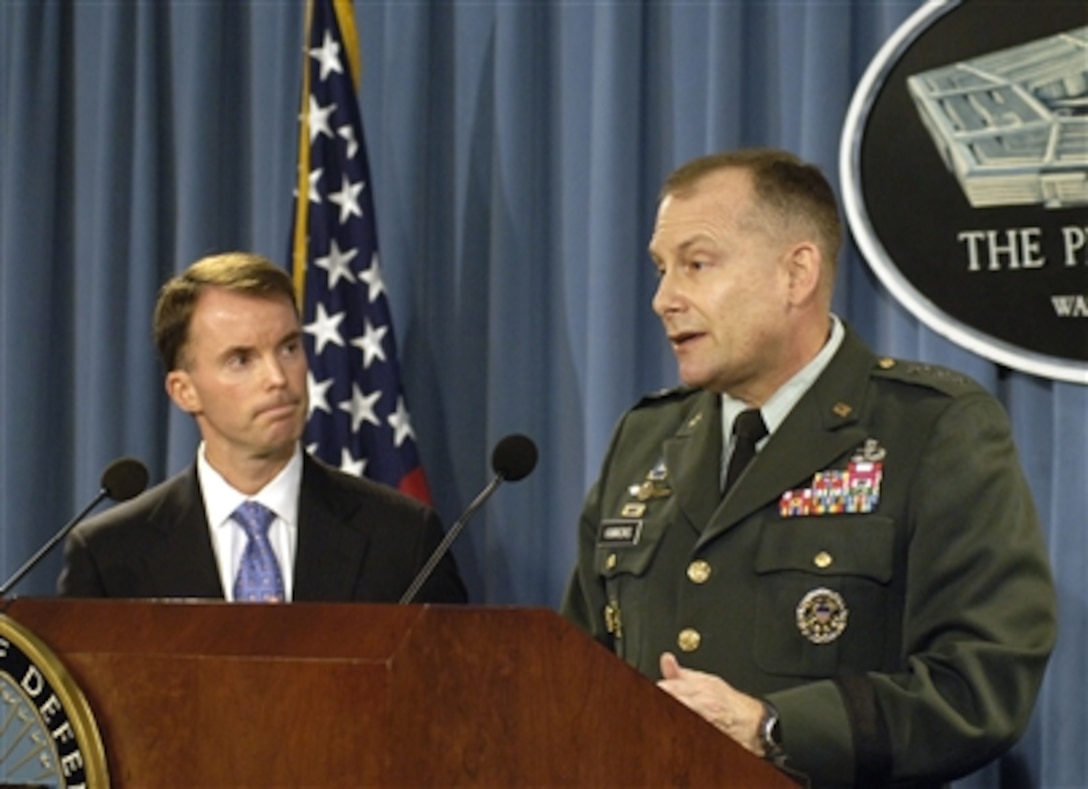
left=399, top=434, right=539, bottom=605
left=0, top=456, right=150, bottom=597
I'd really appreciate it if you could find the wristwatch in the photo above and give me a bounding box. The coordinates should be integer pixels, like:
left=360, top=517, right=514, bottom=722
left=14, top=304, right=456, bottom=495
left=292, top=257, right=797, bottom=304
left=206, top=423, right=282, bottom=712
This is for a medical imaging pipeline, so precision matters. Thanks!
left=758, top=700, right=786, bottom=764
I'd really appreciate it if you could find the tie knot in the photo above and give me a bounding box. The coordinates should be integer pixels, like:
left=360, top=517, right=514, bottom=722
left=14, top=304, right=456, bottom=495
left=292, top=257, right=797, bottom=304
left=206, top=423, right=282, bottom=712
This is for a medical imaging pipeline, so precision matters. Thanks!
left=733, top=409, right=768, bottom=443
left=233, top=500, right=275, bottom=538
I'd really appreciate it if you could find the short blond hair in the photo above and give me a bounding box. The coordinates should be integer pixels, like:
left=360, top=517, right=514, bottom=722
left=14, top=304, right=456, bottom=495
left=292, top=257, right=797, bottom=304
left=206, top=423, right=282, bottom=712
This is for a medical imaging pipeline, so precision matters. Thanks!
left=153, top=252, right=297, bottom=371
left=662, top=148, right=843, bottom=275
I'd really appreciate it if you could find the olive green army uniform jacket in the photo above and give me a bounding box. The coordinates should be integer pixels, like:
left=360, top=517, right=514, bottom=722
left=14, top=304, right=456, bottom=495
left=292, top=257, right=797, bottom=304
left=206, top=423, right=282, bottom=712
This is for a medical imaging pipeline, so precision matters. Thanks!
left=561, top=326, right=1056, bottom=788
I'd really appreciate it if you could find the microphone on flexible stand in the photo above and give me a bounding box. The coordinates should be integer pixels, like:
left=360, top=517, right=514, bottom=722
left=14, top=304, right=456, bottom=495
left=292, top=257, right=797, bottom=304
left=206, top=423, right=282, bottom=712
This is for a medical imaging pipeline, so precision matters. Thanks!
left=399, top=434, right=538, bottom=604
left=0, top=456, right=149, bottom=597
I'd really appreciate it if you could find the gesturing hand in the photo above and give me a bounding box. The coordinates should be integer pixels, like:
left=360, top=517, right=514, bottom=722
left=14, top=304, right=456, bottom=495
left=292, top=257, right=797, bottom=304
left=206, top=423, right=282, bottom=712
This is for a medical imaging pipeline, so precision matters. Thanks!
left=657, top=651, right=767, bottom=756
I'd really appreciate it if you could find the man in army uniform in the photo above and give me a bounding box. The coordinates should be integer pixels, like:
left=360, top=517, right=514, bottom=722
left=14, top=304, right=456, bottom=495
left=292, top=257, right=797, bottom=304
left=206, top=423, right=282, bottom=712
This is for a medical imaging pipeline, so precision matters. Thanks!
left=561, top=149, right=1056, bottom=787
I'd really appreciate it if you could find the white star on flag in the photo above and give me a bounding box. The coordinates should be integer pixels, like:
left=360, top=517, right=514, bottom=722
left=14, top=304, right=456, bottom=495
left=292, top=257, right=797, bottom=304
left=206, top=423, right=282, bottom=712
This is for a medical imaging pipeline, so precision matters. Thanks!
left=307, top=168, right=324, bottom=204
left=388, top=397, right=417, bottom=448
left=351, top=319, right=389, bottom=367
left=308, top=95, right=336, bottom=142
left=310, top=30, right=343, bottom=81
left=359, top=253, right=386, bottom=303
left=339, top=384, right=382, bottom=432
left=307, top=371, right=334, bottom=416
left=337, top=124, right=359, bottom=159
left=339, top=448, right=366, bottom=477
left=313, top=239, right=358, bottom=288
left=303, top=302, right=345, bottom=354
left=328, top=174, right=364, bottom=225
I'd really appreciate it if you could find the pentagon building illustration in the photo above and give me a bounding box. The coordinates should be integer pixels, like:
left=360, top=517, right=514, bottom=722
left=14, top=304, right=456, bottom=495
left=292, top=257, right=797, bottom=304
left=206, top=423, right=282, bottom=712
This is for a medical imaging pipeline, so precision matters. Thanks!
left=907, top=26, right=1088, bottom=209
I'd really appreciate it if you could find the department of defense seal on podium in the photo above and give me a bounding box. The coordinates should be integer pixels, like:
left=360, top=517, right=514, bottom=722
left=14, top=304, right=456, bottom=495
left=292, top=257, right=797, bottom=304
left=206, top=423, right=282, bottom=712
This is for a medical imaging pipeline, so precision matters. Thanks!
left=0, top=614, right=109, bottom=787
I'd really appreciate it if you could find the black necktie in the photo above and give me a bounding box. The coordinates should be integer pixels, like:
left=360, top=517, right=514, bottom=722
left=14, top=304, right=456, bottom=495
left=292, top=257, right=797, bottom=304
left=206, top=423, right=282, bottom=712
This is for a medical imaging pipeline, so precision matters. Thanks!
left=723, top=409, right=768, bottom=494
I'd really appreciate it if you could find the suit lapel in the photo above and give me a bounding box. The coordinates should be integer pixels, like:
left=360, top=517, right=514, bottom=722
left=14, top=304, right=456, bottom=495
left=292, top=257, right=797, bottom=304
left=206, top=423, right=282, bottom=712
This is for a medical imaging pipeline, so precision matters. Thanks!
left=293, top=456, right=371, bottom=601
left=144, top=467, right=224, bottom=598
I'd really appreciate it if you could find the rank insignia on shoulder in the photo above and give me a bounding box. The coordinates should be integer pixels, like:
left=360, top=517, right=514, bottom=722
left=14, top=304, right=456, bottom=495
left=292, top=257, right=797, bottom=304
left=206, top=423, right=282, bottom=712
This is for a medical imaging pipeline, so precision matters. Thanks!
left=796, top=587, right=848, bottom=644
left=779, top=439, right=884, bottom=517
left=597, top=519, right=643, bottom=547
left=903, top=362, right=969, bottom=385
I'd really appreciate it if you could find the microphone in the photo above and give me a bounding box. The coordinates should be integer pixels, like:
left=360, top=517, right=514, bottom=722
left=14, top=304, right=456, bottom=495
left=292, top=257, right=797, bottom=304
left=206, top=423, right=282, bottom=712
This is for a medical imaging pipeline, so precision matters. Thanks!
left=0, top=456, right=149, bottom=597
left=399, top=434, right=538, bottom=604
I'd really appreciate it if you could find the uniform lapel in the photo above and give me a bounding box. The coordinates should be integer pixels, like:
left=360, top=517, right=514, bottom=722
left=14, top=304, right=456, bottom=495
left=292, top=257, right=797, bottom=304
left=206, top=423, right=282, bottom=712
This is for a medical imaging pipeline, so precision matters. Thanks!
left=700, top=327, right=876, bottom=544
left=663, top=391, right=724, bottom=535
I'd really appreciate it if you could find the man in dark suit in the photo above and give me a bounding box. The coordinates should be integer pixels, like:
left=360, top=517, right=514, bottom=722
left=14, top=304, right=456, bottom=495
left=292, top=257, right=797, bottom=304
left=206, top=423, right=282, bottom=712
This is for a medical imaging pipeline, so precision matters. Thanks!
left=59, top=252, right=465, bottom=604
left=561, top=150, right=1056, bottom=787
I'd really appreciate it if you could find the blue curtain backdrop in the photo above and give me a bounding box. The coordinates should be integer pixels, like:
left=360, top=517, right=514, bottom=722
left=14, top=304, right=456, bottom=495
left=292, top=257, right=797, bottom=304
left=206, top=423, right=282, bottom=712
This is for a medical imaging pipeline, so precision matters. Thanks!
left=1, top=2, right=1084, bottom=786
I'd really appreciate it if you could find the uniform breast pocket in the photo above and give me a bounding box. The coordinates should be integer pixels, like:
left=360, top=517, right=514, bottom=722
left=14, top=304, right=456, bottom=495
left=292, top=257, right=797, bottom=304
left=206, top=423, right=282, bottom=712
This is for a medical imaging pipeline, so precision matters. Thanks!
left=753, top=516, right=899, bottom=679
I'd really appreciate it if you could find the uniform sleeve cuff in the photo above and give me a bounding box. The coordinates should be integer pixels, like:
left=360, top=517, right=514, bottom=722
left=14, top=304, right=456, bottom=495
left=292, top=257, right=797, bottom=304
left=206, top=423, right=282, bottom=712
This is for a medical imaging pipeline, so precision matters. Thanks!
left=766, top=680, right=855, bottom=786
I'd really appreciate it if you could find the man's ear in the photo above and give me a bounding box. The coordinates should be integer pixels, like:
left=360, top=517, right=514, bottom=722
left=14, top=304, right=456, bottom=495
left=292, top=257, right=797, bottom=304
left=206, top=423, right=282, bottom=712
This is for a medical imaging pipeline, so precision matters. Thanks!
left=786, top=241, right=823, bottom=306
left=165, top=369, right=200, bottom=414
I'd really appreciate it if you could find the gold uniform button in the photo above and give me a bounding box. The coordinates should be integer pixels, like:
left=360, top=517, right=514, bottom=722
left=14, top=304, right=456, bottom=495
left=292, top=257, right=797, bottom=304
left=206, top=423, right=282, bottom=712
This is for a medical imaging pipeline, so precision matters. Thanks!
left=677, top=628, right=701, bottom=652
left=878, top=357, right=895, bottom=370
left=605, top=553, right=617, bottom=570
left=813, top=551, right=833, bottom=569
left=687, top=560, right=712, bottom=584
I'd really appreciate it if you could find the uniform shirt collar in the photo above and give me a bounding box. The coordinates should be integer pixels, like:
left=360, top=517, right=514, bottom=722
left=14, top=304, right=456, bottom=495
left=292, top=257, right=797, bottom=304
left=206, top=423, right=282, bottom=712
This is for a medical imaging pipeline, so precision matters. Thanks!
left=720, top=314, right=845, bottom=442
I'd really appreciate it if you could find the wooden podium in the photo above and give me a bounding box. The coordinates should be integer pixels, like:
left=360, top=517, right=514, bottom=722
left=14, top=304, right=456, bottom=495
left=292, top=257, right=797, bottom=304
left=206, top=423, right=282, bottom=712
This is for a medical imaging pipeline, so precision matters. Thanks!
left=3, top=598, right=796, bottom=787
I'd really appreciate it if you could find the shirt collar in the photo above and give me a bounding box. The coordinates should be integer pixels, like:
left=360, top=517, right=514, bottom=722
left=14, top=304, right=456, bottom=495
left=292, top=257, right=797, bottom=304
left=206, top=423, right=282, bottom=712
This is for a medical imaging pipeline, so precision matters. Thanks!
left=197, top=444, right=303, bottom=532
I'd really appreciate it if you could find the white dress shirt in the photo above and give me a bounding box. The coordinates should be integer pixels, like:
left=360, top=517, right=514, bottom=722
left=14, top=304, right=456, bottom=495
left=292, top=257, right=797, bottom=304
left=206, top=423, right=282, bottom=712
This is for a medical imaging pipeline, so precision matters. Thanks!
left=197, top=444, right=302, bottom=601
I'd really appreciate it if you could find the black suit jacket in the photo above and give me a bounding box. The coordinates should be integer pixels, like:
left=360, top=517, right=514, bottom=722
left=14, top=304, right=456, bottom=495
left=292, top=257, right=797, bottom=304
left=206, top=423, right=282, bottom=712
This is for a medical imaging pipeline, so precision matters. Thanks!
left=58, top=453, right=466, bottom=604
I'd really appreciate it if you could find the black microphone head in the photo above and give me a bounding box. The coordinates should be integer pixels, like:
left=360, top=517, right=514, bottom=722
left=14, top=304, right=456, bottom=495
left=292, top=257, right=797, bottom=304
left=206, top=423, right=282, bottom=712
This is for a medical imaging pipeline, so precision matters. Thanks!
left=101, top=457, right=149, bottom=502
left=491, top=434, right=538, bottom=482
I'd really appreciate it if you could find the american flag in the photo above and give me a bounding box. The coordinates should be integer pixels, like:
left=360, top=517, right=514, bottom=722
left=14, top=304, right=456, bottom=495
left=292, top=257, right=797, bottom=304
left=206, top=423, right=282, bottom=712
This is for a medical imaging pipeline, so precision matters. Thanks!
left=289, top=0, right=431, bottom=502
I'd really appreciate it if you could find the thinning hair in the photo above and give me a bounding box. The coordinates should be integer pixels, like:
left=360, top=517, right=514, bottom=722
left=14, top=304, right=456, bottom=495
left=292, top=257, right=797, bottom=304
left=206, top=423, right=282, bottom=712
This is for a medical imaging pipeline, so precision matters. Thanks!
left=153, top=251, right=298, bottom=371
left=661, top=148, right=843, bottom=277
